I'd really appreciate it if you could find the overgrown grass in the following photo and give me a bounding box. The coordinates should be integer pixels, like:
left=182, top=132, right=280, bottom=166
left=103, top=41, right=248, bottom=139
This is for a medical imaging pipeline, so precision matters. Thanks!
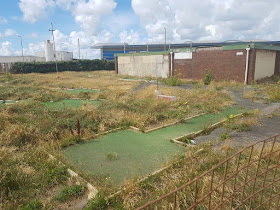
left=0, top=71, right=276, bottom=209
left=54, top=185, right=84, bottom=202
left=109, top=142, right=280, bottom=209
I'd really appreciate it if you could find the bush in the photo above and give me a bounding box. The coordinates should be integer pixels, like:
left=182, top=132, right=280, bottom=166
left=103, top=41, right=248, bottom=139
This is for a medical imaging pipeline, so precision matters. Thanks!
left=163, top=76, right=183, bottom=86
left=10, top=59, right=115, bottom=74
left=203, top=71, right=213, bottom=85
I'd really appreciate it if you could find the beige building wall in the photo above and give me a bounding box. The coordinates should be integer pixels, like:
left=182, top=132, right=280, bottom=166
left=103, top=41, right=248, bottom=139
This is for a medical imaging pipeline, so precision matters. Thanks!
left=0, top=56, right=45, bottom=63
left=254, top=50, right=276, bottom=80
left=118, top=54, right=169, bottom=78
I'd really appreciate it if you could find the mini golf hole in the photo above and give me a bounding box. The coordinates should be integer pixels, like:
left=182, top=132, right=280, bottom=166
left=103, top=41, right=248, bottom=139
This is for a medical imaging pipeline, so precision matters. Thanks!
left=106, top=152, right=119, bottom=161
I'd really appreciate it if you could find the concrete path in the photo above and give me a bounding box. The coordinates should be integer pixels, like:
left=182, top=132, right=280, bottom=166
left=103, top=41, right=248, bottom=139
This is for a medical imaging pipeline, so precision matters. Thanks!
left=194, top=87, right=280, bottom=147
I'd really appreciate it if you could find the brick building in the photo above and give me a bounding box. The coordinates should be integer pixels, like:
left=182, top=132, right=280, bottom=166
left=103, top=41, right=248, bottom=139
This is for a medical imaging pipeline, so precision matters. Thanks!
left=115, top=43, right=280, bottom=84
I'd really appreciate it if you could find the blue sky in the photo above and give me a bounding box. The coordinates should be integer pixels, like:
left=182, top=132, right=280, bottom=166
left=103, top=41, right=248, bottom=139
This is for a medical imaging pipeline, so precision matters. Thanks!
left=1, top=0, right=280, bottom=59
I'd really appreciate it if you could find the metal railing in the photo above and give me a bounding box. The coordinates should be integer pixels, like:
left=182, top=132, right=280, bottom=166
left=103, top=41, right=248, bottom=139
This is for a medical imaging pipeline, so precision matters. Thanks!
left=137, top=134, right=280, bottom=210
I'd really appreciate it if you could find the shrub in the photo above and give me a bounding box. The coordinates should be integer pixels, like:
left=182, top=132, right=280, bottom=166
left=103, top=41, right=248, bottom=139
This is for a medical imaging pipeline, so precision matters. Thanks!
left=163, top=76, right=183, bottom=86
left=203, top=71, right=213, bottom=85
left=10, top=59, right=115, bottom=74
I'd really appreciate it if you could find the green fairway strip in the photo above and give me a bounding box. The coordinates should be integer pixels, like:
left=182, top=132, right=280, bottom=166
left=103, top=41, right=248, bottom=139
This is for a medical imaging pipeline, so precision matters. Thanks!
left=44, top=99, right=101, bottom=109
left=66, top=89, right=99, bottom=95
left=63, top=107, right=243, bottom=185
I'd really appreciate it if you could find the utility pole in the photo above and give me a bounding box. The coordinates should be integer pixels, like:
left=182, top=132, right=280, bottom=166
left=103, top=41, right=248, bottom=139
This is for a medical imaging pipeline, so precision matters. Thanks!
left=49, top=22, right=59, bottom=78
left=78, top=38, right=80, bottom=59
left=124, top=42, right=126, bottom=53
left=18, top=35, right=24, bottom=62
left=164, top=28, right=166, bottom=51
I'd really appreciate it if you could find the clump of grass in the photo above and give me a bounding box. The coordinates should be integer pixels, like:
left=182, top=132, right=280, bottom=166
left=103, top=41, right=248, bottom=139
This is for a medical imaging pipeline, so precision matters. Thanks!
left=203, top=71, right=213, bottom=85
left=84, top=193, right=108, bottom=210
left=163, top=76, right=183, bottom=86
left=19, top=199, right=43, bottom=210
left=54, top=185, right=84, bottom=202
left=265, top=84, right=280, bottom=101
left=0, top=73, right=14, bottom=82
left=220, top=132, right=231, bottom=141
left=106, top=152, right=119, bottom=161
left=201, top=123, right=213, bottom=135
left=243, top=90, right=258, bottom=99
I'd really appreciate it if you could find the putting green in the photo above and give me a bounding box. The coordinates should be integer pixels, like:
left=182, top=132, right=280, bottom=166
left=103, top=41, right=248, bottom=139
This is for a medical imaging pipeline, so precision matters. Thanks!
left=63, top=107, right=243, bottom=185
left=65, top=88, right=99, bottom=95
left=44, top=99, right=101, bottom=109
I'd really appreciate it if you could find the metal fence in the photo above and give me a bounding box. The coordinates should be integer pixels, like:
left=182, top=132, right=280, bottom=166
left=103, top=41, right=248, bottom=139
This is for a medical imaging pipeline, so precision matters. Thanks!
left=138, top=134, right=280, bottom=210
left=0, top=63, right=12, bottom=73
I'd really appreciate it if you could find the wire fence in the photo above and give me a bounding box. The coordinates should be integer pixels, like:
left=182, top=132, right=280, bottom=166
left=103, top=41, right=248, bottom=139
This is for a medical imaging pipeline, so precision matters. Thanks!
left=137, top=134, right=280, bottom=210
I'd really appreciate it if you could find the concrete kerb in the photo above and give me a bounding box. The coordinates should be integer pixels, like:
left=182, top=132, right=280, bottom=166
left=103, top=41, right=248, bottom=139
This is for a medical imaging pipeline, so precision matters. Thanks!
left=171, top=113, right=244, bottom=146
left=144, top=113, right=206, bottom=133
left=83, top=113, right=207, bottom=140
left=66, top=88, right=100, bottom=91
left=48, top=154, right=98, bottom=200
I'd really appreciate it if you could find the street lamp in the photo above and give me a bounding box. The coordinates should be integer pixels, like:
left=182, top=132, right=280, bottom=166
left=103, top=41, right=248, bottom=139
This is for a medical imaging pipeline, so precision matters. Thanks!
left=18, top=35, right=24, bottom=62
left=164, top=28, right=166, bottom=51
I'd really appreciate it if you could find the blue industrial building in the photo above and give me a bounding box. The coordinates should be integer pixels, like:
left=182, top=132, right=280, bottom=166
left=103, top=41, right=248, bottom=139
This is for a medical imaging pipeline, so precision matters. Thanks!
left=91, top=41, right=280, bottom=60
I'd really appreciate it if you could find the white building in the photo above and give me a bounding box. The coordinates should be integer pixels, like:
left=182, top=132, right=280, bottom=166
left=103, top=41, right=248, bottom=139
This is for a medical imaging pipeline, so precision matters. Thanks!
left=0, top=56, right=45, bottom=63
left=36, top=40, right=73, bottom=62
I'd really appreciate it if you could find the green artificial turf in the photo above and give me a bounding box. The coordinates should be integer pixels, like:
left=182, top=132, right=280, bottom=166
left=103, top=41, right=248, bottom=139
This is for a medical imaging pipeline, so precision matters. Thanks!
left=66, top=88, right=99, bottom=95
left=63, top=107, right=243, bottom=185
left=44, top=99, right=101, bottom=109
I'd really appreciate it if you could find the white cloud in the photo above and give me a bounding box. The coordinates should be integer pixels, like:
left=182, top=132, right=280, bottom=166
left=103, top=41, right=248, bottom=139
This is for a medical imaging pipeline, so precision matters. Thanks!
left=19, top=0, right=55, bottom=23
left=0, top=41, right=13, bottom=56
left=4, top=29, right=17, bottom=37
left=132, top=0, right=280, bottom=42
left=68, top=30, right=114, bottom=58
left=27, top=42, right=45, bottom=55
left=19, top=0, right=117, bottom=35
left=119, top=30, right=140, bottom=44
left=72, top=0, right=117, bottom=35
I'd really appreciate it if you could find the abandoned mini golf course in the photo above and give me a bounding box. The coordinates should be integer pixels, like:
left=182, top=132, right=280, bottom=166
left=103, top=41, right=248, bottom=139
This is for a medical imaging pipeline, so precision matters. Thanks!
left=63, top=107, right=243, bottom=185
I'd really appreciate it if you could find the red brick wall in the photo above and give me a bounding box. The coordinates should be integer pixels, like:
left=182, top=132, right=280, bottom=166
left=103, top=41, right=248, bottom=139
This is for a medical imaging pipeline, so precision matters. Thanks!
left=174, top=48, right=256, bottom=83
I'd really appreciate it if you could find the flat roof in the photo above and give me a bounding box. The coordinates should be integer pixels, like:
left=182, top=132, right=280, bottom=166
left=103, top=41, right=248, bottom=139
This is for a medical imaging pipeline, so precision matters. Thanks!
left=223, top=43, right=280, bottom=51
left=92, top=40, right=280, bottom=49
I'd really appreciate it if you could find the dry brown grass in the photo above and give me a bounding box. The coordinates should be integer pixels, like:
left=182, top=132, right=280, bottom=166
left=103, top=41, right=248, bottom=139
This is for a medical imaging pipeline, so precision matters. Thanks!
left=0, top=71, right=249, bottom=209
left=114, top=142, right=280, bottom=209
